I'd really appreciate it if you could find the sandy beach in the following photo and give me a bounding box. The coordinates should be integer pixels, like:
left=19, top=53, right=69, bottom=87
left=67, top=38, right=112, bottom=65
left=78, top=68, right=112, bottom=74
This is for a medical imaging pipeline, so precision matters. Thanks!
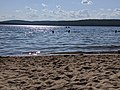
left=0, top=54, right=120, bottom=90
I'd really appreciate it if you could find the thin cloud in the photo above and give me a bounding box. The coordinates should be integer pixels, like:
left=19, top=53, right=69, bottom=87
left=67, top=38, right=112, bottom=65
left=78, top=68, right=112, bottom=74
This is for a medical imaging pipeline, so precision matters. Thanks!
left=111, top=8, right=120, bottom=18
left=0, top=16, right=6, bottom=20
left=15, top=10, right=22, bottom=13
left=41, top=6, right=90, bottom=20
left=0, top=15, right=17, bottom=20
left=25, top=6, right=38, bottom=13
left=56, top=5, right=61, bottom=10
left=81, top=0, right=93, bottom=5
left=2, top=7, right=120, bottom=21
left=42, top=3, right=47, bottom=7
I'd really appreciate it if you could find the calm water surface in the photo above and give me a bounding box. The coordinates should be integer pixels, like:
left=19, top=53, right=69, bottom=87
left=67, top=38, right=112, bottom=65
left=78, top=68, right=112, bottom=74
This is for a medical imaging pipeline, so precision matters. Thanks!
left=0, top=25, right=120, bottom=56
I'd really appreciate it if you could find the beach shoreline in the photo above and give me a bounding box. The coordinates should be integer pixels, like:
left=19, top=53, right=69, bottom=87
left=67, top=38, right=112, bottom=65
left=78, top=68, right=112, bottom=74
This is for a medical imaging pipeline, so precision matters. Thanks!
left=0, top=54, right=120, bottom=90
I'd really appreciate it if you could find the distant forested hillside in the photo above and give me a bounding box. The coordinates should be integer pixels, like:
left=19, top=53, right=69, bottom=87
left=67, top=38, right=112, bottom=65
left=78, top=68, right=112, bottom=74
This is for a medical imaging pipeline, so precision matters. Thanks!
left=0, top=19, right=120, bottom=26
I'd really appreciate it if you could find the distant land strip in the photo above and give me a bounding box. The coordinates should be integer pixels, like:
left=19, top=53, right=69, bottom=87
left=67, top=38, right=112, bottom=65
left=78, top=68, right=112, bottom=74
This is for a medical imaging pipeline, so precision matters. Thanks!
left=0, top=19, right=120, bottom=26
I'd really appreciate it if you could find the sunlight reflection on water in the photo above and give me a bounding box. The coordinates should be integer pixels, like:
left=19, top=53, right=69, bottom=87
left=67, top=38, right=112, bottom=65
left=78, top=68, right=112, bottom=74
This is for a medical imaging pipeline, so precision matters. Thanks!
left=0, top=25, right=120, bottom=56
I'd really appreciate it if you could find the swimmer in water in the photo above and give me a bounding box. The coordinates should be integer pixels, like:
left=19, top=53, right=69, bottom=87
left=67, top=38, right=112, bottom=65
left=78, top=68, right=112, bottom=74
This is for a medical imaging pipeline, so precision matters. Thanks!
left=52, top=30, right=54, bottom=33
left=68, top=30, right=70, bottom=33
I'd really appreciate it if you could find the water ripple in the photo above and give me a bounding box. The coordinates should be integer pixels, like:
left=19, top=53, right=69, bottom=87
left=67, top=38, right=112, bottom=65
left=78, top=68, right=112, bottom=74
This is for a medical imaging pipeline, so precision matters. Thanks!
left=0, top=25, right=120, bottom=55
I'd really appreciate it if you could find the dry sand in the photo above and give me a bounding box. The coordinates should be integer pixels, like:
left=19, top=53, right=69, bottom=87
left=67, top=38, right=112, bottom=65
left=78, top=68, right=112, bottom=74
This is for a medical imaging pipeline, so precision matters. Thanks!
left=0, top=54, right=120, bottom=90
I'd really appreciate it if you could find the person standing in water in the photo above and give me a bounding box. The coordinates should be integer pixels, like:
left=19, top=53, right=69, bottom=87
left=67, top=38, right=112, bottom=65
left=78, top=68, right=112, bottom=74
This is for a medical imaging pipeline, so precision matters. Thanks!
left=52, top=30, right=54, bottom=33
left=68, top=30, right=70, bottom=33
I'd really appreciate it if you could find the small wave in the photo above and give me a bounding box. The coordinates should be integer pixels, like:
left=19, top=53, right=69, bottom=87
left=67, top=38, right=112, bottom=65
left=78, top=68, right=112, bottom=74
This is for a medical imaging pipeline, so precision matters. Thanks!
left=67, top=45, right=120, bottom=51
left=86, top=45, right=120, bottom=49
left=23, top=51, right=41, bottom=55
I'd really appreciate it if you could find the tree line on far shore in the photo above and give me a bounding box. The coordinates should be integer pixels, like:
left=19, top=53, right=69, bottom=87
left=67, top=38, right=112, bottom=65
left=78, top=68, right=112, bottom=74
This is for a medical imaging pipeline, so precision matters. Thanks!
left=0, top=19, right=120, bottom=26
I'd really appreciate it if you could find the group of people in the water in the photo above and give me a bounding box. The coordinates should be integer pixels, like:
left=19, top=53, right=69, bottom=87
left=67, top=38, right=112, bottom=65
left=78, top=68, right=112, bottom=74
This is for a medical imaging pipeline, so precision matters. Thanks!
left=52, top=26, right=119, bottom=34
left=52, top=30, right=70, bottom=34
left=52, top=26, right=71, bottom=34
left=115, top=30, right=120, bottom=33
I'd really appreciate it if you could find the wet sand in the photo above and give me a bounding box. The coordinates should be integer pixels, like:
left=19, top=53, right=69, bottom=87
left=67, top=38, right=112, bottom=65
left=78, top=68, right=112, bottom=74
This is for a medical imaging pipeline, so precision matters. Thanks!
left=0, top=54, right=120, bottom=90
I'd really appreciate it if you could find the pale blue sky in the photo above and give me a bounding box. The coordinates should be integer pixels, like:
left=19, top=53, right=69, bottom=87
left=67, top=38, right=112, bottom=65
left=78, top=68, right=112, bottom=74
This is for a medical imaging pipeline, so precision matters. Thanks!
left=0, top=0, right=120, bottom=21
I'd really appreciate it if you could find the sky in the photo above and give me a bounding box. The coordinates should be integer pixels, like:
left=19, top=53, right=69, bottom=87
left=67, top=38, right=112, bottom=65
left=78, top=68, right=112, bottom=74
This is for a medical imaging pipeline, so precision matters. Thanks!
left=0, top=0, right=120, bottom=21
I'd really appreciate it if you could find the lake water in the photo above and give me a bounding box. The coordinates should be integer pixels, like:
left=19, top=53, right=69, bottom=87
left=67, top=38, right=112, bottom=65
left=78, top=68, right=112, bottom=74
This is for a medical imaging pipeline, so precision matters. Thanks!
left=0, top=25, right=120, bottom=56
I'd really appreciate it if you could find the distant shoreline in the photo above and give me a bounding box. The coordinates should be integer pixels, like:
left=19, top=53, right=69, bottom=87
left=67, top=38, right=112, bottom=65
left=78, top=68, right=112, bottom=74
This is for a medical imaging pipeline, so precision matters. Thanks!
left=0, top=19, right=120, bottom=26
left=50, top=51, right=120, bottom=55
left=1, top=51, right=119, bottom=57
